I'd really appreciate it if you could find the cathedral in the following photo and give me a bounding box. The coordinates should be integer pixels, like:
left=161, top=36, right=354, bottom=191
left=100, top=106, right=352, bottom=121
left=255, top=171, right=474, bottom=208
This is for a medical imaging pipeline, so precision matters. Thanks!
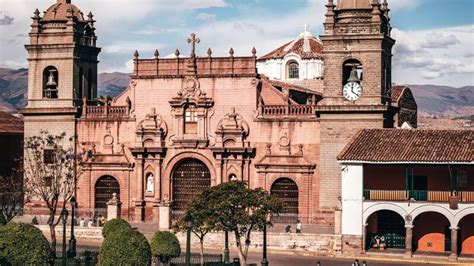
left=22, top=0, right=417, bottom=239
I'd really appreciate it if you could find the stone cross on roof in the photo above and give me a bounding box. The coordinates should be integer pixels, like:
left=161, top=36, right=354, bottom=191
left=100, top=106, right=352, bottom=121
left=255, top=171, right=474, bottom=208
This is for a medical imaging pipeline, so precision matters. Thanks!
left=187, top=33, right=200, bottom=58
left=303, top=24, right=309, bottom=33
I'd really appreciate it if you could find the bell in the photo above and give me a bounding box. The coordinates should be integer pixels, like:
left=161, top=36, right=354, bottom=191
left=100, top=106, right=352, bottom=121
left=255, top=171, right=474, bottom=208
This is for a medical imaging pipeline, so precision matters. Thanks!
left=347, top=67, right=360, bottom=82
left=46, top=73, right=57, bottom=87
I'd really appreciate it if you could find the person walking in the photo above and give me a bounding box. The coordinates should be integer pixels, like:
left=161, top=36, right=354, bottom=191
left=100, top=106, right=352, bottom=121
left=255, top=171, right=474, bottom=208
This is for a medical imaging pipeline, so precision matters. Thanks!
left=296, top=220, right=302, bottom=233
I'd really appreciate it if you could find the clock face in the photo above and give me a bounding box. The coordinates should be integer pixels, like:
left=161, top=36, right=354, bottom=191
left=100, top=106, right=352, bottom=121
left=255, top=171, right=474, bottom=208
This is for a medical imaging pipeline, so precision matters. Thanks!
left=343, top=82, right=362, bottom=101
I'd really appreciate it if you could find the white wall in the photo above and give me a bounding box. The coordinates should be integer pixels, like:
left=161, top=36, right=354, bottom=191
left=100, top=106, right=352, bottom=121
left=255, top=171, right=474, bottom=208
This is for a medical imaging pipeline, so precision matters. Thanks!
left=341, top=163, right=364, bottom=236
left=257, top=54, right=323, bottom=81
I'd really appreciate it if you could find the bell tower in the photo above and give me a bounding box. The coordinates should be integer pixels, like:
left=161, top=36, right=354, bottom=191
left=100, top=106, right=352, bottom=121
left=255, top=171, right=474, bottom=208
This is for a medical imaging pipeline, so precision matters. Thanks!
left=320, top=0, right=394, bottom=106
left=21, top=0, right=100, bottom=138
left=316, top=0, right=397, bottom=249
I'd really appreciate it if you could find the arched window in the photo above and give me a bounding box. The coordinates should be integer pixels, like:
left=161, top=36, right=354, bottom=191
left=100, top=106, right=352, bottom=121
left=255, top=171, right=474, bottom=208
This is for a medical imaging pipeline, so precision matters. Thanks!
left=78, top=67, right=83, bottom=100
left=343, top=59, right=363, bottom=85
left=88, top=68, right=93, bottom=100
left=184, top=105, right=197, bottom=134
left=287, top=61, right=299, bottom=79
left=43, top=66, right=58, bottom=99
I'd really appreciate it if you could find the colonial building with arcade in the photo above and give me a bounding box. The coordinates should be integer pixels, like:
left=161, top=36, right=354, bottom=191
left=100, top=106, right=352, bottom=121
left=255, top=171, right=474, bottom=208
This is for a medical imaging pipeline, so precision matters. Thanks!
left=21, top=0, right=471, bottom=257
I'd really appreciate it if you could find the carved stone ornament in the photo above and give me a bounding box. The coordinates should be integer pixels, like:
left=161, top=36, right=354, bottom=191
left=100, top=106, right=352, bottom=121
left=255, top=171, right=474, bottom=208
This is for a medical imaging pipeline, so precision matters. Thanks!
left=180, top=76, right=202, bottom=98
left=136, top=107, right=168, bottom=136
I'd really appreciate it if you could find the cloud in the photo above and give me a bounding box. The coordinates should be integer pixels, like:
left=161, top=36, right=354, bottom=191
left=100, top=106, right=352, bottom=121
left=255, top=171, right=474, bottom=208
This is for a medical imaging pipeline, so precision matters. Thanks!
left=0, top=11, right=14, bottom=25
left=196, top=12, right=217, bottom=22
left=392, top=25, right=474, bottom=85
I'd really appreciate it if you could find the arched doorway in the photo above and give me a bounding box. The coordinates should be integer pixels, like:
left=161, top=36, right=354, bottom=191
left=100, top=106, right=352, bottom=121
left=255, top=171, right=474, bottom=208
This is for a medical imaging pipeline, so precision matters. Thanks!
left=413, top=212, right=451, bottom=253
left=366, top=210, right=405, bottom=250
left=270, top=178, right=299, bottom=224
left=459, top=214, right=474, bottom=255
left=171, top=158, right=211, bottom=213
left=94, top=176, right=120, bottom=217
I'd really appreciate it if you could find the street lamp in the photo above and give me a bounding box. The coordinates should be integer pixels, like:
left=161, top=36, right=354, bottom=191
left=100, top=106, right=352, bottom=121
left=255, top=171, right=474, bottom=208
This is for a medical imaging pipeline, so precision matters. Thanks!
left=60, top=207, right=69, bottom=266
left=185, top=213, right=193, bottom=266
left=261, top=218, right=269, bottom=266
left=224, top=230, right=230, bottom=263
left=68, top=196, right=77, bottom=258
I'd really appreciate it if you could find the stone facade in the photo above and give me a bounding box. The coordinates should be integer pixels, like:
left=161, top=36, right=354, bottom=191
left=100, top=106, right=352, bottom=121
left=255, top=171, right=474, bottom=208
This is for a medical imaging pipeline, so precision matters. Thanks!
left=22, top=0, right=414, bottom=240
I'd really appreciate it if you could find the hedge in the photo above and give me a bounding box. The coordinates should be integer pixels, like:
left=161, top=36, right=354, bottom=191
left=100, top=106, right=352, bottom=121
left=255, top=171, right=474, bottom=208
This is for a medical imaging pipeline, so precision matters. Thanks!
left=150, top=231, right=181, bottom=264
left=101, top=218, right=132, bottom=238
left=0, top=222, right=52, bottom=265
left=98, top=228, right=151, bottom=265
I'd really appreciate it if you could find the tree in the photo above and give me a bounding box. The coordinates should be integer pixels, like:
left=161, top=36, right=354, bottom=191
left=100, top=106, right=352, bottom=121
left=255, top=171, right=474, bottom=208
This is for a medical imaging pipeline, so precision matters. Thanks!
left=0, top=167, right=24, bottom=223
left=0, top=222, right=53, bottom=265
left=23, top=131, right=80, bottom=255
left=150, top=231, right=181, bottom=265
left=102, top=218, right=132, bottom=238
left=98, top=228, right=151, bottom=266
left=173, top=195, right=217, bottom=265
left=200, top=181, right=282, bottom=266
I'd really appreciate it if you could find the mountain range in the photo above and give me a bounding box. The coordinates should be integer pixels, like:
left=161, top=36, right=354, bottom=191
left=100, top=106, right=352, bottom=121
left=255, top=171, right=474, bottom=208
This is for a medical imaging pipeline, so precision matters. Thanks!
left=0, top=68, right=472, bottom=122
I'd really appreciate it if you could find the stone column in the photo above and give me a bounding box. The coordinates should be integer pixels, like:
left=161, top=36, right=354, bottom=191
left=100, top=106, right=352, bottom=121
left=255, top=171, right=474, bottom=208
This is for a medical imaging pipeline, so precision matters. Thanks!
left=134, top=154, right=144, bottom=221
left=107, top=193, right=122, bottom=221
left=158, top=201, right=171, bottom=230
left=405, top=225, right=413, bottom=258
left=362, top=223, right=368, bottom=253
left=450, top=227, right=459, bottom=260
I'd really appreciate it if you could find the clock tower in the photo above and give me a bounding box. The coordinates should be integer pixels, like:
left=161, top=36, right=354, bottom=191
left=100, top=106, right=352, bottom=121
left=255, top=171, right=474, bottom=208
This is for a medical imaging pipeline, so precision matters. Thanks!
left=316, top=0, right=397, bottom=251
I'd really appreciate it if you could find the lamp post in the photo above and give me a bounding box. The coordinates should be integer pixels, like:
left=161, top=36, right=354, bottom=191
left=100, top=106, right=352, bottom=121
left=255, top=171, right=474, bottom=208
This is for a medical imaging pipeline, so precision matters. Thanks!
left=185, top=213, right=193, bottom=266
left=224, top=230, right=230, bottom=263
left=261, top=220, right=268, bottom=266
left=68, top=196, right=77, bottom=258
left=60, top=207, right=69, bottom=266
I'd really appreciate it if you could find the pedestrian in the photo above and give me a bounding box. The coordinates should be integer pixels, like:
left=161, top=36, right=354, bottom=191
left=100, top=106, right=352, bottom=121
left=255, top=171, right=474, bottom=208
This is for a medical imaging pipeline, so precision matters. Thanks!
left=285, top=224, right=292, bottom=233
left=296, top=220, right=302, bottom=233
left=88, top=218, right=93, bottom=228
left=79, top=217, right=85, bottom=227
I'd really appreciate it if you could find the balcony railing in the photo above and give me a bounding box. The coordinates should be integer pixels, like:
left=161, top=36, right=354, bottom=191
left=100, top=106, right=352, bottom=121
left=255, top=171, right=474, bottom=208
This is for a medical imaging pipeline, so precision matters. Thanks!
left=258, top=105, right=315, bottom=117
left=363, top=189, right=474, bottom=203
left=81, top=105, right=130, bottom=119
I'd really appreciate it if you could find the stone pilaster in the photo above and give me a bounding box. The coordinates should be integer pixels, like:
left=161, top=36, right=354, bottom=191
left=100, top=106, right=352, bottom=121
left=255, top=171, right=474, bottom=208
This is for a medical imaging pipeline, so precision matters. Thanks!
left=405, top=225, right=413, bottom=258
left=158, top=201, right=171, bottom=230
left=450, top=227, right=459, bottom=260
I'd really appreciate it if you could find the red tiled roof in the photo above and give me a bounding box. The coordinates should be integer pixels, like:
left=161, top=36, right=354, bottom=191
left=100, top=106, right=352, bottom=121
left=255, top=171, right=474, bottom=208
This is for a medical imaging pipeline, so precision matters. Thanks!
left=338, top=129, right=474, bottom=163
left=266, top=78, right=322, bottom=96
left=391, top=85, right=407, bottom=103
left=259, top=35, right=324, bottom=61
left=0, top=112, right=23, bottom=134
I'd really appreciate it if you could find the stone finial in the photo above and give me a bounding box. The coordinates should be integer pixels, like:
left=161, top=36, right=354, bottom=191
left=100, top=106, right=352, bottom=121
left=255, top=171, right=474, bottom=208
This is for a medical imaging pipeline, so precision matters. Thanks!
left=229, top=47, right=234, bottom=57
left=87, top=11, right=95, bottom=23
left=251, top=47, right=257, bottom=57
left=382, top=0, right=390, bottom=17
left=58, top=0, right=72, bottom=4
left=175, top=49, right=180, bottom=57
left=33, top=9, right=40, bottom=19
left=66, top=7, right=74, bottom=18
left=371, top=0, right=382, bottom=23
left=325, top=0, right=335, bottom=24
left=207, top=48, right=212, bottom=57
left=134, top=50, right=139, bottom=58
left=154, top=49, right=159, bottom=58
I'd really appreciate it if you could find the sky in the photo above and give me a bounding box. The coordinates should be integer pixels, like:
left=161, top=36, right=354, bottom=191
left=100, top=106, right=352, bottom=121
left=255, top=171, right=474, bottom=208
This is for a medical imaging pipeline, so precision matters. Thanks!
left=0, top=0, right=473, bottom=87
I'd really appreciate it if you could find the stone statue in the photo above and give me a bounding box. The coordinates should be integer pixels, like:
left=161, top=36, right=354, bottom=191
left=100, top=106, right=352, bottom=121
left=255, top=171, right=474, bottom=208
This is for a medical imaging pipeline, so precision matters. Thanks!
left=146, top=173, right=154, bottom=192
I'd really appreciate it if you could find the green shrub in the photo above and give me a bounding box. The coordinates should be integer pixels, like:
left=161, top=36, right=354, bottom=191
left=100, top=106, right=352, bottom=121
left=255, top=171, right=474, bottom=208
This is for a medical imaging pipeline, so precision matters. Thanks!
left=101, top=218, right=132, bottom=238
left=150, top=231, right=181, bottom=264
left=0, top=214, right=6, bottom=225
left=0, top=222, right=52, bottom=265
left=98, top=228, right=151, bottom=265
